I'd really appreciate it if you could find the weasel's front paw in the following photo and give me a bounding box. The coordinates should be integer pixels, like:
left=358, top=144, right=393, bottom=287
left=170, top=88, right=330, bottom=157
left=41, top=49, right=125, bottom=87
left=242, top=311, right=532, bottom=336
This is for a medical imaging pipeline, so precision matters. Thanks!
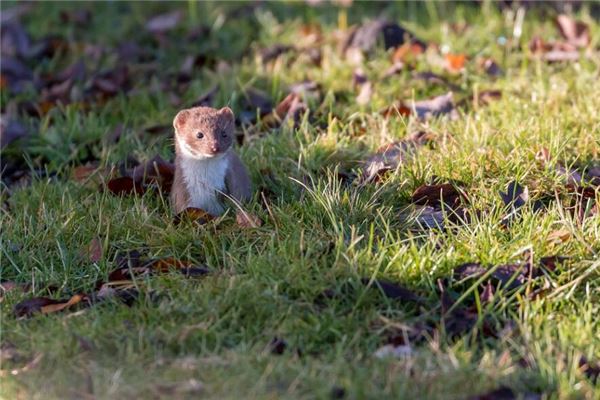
left=236, top=210, right=263, bottom=228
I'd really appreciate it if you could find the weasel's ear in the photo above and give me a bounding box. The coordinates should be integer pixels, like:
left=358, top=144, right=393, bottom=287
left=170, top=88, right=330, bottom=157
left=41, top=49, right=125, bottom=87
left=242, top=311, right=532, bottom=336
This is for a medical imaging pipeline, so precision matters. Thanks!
left=173, top=109, right=190, bottom=132
left=219, top=107, right=234, bottom=120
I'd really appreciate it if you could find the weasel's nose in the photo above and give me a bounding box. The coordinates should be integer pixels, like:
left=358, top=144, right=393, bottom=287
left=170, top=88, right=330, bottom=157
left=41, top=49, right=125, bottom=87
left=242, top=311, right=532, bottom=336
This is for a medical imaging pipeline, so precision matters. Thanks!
left=210, top=143, right=219, bottom=153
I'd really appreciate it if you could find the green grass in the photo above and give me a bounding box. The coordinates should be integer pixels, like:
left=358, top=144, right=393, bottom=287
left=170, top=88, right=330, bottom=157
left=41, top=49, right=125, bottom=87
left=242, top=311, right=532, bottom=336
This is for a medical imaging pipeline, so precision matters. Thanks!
left=1, top=2, right=599, bottom=399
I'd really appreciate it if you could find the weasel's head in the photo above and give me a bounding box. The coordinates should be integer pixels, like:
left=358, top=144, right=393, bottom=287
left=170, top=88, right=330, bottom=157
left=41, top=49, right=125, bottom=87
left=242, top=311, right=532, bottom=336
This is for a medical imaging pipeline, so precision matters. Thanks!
left=173, top=106, right=235, bottom=160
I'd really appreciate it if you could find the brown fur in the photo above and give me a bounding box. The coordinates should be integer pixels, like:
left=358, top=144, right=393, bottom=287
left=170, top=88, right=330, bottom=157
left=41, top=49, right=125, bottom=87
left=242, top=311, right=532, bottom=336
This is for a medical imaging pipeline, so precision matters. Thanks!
left=170, top=106, right=252, bottom=214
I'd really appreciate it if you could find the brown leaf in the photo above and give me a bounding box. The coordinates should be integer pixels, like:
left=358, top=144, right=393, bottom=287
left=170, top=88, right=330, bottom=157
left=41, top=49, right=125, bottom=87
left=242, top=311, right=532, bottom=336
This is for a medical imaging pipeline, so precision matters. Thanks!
left=546, top=229, right=571, bottom=244
left=362, top=278, right=422, bottom=303
left=360, top=131, right=431, bottom=183
left=87, top=237, right=103, bottom=263
left=144, top=258, right=211, bottom=277
left=539, top=255, right=567, bottom=272
left=480, top=58, right=502, bottom=77
left=355, top=82, right=373, bottom=106
left=480, top=280, right=495, bottom=304
left=131, top=155, right=175, bottom=193
left=500, top=181, right=529, bottom=209
left=236, top=211, right=263, bottom=228
left=346, top=20, right=423, bottom=54
left=269, top=337, right=287, bottom=355
left=145, top=10, right=183, bottom=34
left=173, top=207, right=215, bottom=225
left=579, top=356, right=600, bottom=382
left=411, top=183, right=463, bottom=209
left=411, top=92, right=457, bottom=120
left=444, top=53, right=466, bottom=72
left=474, top=90, right=502, bottom=107
left=491, top=264, right=528, bottom=290
left=468, top=386, right=516, bottom=400
left=40, top=294, right=85, bottom=314
left=454, top=263, right=486, bottom=281
left=391, top=41, right=425, bottom=63
left=556, top=15, right=590, bottom=48
left=14, top=295, right=85, bottom=317
left=259, top=44, right=294, bottom=64
left=106, top=177, right=144, bottom=196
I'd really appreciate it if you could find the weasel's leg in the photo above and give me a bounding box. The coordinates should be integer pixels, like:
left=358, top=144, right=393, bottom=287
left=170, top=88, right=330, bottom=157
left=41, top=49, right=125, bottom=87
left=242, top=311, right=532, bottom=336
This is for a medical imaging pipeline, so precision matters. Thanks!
left=225, top=152, right=252, bottom=204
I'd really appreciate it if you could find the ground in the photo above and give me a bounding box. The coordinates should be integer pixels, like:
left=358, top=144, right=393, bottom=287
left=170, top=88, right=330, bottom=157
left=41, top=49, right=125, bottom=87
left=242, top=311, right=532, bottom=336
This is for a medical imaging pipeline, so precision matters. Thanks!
left=1, top=2, right=599, bottom=399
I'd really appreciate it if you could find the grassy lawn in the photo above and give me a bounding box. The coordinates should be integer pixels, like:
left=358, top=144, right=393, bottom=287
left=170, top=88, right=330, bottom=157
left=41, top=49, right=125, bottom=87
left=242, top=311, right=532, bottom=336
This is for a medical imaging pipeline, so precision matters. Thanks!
left=1, top=2, right=599, bottom=399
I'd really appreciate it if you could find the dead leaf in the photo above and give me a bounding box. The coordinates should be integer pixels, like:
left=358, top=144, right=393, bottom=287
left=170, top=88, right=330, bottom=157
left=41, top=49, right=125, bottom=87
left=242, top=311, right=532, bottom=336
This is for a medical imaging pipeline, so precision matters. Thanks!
left=145, top=10, right=183, bottom=34
left=468, top=386, right=516, bottom=400
left=356, top=82, right=373, bottom=106
left=87, top=237, right=102, bottom=263
left=480, top=58, right=502, bottom=77
left=391, top=41, right=425, bottom=63
left=411, top=183, right=464, bottom=209
left=259, top=44, right=294, bottom=64
left=173, top=207, right=215, bottom=225
left=269, top=337, right=287, bottom=355
left=500, top=181, right=529, bottom=222
left=345, top=19, right=423, bottom=54
left=473, top=90, right=502, bottom=107
left=362, top=278, right=422, bottom=302
left=106, top=177, right=144, bottom=196
left=411, top=92, right=457, bottom=120
left=579, top=356, right=600, bottom=382
left=546, top=229, right=571, bottom=244
left=445, top=53, right=466, bottom=72
left=14, top=294, right=86, bottom=317
left=236, top=211, right=263, bottom=228
left=454, top=263, right=486, bottom=281
left=556, top=15, right=590, bottom=48
left=359, top=131, right=431, bottom=183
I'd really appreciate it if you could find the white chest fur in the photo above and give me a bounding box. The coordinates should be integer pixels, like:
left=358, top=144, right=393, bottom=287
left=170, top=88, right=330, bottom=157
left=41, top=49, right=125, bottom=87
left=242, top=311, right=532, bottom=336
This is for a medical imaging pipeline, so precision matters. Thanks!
left=180, top=154, right=229, bottom=216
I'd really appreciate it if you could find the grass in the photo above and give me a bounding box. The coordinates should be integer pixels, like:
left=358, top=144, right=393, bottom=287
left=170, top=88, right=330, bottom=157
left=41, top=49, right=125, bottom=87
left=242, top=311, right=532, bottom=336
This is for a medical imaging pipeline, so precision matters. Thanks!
left=1, top=1, right=599, bottom=399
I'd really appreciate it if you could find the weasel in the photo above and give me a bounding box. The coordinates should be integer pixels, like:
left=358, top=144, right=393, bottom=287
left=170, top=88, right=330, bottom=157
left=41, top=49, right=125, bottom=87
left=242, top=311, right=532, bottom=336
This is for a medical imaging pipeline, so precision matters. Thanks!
left=171, top=106, right=252, bottom=216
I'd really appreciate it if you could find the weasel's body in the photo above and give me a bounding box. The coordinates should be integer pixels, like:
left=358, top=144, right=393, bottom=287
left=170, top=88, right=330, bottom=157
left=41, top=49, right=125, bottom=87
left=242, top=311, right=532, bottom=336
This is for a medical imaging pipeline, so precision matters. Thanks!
left=171, top=106, right=251, bottom=215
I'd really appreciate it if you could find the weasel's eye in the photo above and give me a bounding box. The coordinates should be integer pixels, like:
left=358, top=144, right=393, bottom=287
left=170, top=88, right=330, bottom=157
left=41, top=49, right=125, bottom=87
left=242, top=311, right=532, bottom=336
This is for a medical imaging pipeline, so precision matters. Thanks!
left=196, top=132, right=204, bottom=139
left=221, top=130, right=228, bottom=138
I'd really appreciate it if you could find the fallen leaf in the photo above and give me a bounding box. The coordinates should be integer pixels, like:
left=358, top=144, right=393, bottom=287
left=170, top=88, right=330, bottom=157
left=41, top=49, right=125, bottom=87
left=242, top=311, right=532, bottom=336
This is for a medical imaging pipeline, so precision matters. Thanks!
left=356, top=82, right=373, bottom=106
left=345, top=19, right=423, bottom=54
left=269, top=337, right=287, bottom=355
left=411, top=92, right=457, bottom=120
left=468, top=386, right=516, bottom=400
left=106, top=177, right=144, bottom=196
left=87, top=237, right=102, bottom=263
left=259, top=44, right=294, bottom=64
left=391, top=41, right=425, bottom=63
left=491, top=263, right=528, bottom=290
left=14, top=295, right=85, bottom=317
left=454, top=263, right=486, bottom=281
left=411, top=183, right=464, bottom=209
left=445, top=53, right=466, bottom=72
left=145, top=10, right=183, bottom=34
left=236, top=211, right=263, bottom=228
left=173, top=207, right=215, bottom=225
left=579, top=356, right=600, bottom=382
left=362, top=278, right=422, bottom=302
left=499, top=181, right=529, bottom=224
left=556, top=15, right=590, bottom=48
left=473, top=90, right=502, bottom=107
left=480, top=58, right=502, bottom=77
left=359, top=131, right=431, bottom=183
left=546, top=229, right=571, bottom=244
